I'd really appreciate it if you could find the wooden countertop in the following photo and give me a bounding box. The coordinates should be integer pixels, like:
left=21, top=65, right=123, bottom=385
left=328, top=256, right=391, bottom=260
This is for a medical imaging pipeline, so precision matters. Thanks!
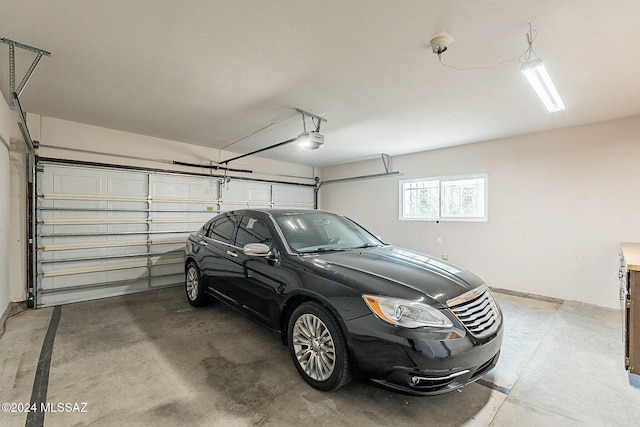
left=622, top=242, right=640, bottom=271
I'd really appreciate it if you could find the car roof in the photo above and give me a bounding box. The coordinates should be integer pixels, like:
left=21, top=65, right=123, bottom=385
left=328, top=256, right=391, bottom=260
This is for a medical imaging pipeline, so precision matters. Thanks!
left=226, top=209, right=332, bottom=216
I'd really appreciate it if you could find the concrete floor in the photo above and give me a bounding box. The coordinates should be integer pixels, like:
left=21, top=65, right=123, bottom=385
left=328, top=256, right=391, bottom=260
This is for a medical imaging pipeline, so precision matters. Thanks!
left=1, top=287, right=639, bottom=426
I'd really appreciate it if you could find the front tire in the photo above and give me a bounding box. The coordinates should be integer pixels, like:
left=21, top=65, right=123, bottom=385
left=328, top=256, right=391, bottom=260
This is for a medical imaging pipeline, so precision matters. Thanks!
left=185, top=262, right=208, bottom=307
left=288, top=302, right=352, bottom=391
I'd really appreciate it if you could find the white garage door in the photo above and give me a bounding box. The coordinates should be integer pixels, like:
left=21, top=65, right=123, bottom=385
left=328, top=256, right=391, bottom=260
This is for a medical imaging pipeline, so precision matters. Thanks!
left=35, top=162, right=315, bottom=307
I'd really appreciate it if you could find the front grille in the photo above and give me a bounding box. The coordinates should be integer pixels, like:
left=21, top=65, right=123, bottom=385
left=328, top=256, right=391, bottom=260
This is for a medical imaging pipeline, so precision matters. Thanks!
left=447, top=286, right=500, bottom=338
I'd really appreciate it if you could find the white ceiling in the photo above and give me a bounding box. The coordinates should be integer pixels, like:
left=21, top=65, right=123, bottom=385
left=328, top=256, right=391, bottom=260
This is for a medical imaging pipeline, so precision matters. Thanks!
left=1, top=0, right=639, bottom=167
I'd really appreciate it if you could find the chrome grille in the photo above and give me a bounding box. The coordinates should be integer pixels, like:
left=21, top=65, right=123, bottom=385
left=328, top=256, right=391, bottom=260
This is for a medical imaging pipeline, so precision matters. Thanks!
left=447, top=286, right=500, bottom=338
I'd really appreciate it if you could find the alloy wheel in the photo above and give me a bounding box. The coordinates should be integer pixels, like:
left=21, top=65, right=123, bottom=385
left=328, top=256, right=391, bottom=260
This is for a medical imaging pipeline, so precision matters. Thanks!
left=292, top=313, right=336, bottom=381
left=186, top=266, right=199, bottom=301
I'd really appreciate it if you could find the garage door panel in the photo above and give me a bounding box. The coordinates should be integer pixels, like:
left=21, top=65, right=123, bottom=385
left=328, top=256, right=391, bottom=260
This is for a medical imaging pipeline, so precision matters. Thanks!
left=108, top=213, right=149, bottom=222
left=150, top=211, right=213, bottom=222
left=150, top=219, right=210, bottom=227
left=42, top=209, right=147, bottom=225
left=272, top=184, right=315, bottom=208
left=43, top=167, right=146, bottom=197
left=40, top=267, right=147, bottom=290
left=219, top=202, right=269, bottom=211
left=222, top=181, right=270, bottom=203
left=149, top=274, right=184, bottom=288
left=151, top=175, right=219, bottom=200
left=150, top=261, right=183, bottom=278
left=39, top=222, right=150, bottom=236
left=151, top=201, right=218, bottom=211
left=149, top=240, right=189, bottom=254
left=39, top=281, right=149, bottom=306
left=39, top=246, right=151, bottom=262
left=108, top=177, right=147, bottom=197
left=46, top=232, right=135, bottom=248
left=104, top=223, right=148, bottom=233
left=150, top=240, right=187, bottom=253
left=150, top=262, right=183, bottom=274
left=149, top=222, right=203, bottom=232
left=188, top=181, right=219, bottom=199
left=107, top=201, right=147, bottom=211
left=39, top=248, right=102, bottom=262
left=39, top=224, right=99, bottom=236
left=42, top=239, right=148, bottom=252
left=149, top=275, right=183, bottom=289
left=40, top=256, right=148, bottom=277
left=53, top=173, right=102, bottom=195
left=150, top=208, right=188, bottom=219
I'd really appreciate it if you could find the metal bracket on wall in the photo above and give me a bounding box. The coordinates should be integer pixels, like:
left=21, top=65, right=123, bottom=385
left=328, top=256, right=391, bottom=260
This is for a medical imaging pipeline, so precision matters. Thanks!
left=1, top=37, right=51, bottom=309
left=0, top=37, right=51, bottom=179
left=13, top=93, right=35, bottom=155
left=1, top=37, right=51, bottom=104
left=317, top=153, right=401, bottom=189
left=295, top=108, right=327, bottom=132
left=381, top=153, right=391, bottom=173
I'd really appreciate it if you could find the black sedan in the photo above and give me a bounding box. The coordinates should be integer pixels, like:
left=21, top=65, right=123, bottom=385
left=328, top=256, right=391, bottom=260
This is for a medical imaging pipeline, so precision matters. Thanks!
left=184, top=209, right=503, bottom=395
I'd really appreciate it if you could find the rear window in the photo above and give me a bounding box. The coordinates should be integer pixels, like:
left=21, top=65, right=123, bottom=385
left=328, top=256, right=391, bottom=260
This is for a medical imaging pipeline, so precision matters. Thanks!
left=207, top=216, right=236, bottom=243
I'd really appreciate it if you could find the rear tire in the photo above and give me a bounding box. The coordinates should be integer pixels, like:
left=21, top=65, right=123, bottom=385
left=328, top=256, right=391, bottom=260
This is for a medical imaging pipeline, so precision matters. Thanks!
left=185, top=262, right=208, bottom=307
left=288, top=302, right=352, bottom=391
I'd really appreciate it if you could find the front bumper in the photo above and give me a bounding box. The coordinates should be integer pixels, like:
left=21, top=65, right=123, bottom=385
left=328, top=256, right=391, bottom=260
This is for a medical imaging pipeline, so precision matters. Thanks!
left=344, top=313, right=503, bottom=395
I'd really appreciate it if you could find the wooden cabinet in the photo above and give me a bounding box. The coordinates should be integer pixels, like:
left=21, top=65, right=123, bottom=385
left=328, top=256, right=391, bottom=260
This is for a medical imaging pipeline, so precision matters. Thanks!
left=621, top=243, right=640, bottom=375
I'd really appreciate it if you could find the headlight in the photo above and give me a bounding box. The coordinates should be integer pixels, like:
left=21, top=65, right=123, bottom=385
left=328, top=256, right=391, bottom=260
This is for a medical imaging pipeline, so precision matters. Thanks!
left=362, top=295, right=453, bottom=328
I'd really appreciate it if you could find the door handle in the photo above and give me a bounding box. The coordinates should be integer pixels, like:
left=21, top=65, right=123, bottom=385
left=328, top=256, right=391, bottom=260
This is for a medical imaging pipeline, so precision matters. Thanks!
left=199, top=241, right=208, bottom=246
left=226, top=250, right=238, bottom=258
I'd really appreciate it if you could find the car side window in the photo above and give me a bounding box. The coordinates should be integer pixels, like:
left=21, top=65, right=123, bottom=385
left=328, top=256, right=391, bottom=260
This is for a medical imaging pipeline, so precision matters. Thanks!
left=207, top=216, right=236, bottom=243
left=235, top=216, right=274, bottom=249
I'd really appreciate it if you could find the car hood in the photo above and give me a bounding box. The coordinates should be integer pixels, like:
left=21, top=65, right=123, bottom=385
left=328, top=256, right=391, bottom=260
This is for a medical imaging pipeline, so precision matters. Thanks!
left=299, top=246, right=485, bottom=307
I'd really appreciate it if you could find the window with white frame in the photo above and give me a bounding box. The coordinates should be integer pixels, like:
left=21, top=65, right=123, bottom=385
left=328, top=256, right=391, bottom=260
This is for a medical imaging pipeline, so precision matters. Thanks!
left=400, top=174, right=488, bottom=221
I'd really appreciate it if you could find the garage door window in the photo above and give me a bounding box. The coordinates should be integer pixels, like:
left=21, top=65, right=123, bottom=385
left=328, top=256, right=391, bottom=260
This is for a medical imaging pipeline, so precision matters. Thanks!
left=400, top=174, right=488, bottom=221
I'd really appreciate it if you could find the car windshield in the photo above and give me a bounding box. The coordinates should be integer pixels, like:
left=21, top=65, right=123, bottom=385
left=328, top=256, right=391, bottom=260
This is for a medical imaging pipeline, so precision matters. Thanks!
left=273, top=212, right=384, bottom=253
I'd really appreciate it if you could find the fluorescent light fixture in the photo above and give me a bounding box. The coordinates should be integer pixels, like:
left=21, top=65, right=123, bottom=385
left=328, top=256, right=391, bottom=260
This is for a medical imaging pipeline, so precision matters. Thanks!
left=297, top=131, right=325, bottom=150
left=521, top=58, right=565, bottom=113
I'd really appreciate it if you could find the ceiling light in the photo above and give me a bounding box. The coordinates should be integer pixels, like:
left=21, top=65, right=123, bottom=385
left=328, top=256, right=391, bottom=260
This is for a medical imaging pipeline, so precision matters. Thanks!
left=296, top=131, right=324, bottom=150
left=427, top=31, right=455, bottom=55
left=428, top=25, right=566, bottom=113
left=519, top=24, right=565, bottom=113
left=521, top=58, right=565, bottom=113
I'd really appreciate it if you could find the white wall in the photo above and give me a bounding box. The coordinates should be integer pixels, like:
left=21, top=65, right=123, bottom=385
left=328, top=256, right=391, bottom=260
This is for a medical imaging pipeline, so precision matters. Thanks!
left=36, top=116, right=314, bottom=184
left=8, top=140, right=26, bottom=304
left=0, top=90, right=12, bottom=318
left=319, top=116, right=640, bottom=309
left=9, top=115, right=316, bottom=303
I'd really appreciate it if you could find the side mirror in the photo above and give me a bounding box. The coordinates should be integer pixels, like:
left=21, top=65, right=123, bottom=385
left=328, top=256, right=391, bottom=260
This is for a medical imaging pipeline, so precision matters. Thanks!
left=243, top=243, right=271, bottom=257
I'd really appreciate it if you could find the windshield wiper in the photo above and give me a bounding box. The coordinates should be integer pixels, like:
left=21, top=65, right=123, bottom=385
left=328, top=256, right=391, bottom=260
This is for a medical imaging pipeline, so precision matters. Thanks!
left=299, top=243, right=384, bottom=254
left=349, top=243, right=383, bottom=249
left=299, top=247, right=346, bottom=254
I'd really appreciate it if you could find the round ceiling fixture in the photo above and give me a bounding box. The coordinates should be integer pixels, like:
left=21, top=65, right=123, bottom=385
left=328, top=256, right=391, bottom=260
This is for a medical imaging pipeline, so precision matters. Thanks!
left=425, top=31, right=455, bottom=55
